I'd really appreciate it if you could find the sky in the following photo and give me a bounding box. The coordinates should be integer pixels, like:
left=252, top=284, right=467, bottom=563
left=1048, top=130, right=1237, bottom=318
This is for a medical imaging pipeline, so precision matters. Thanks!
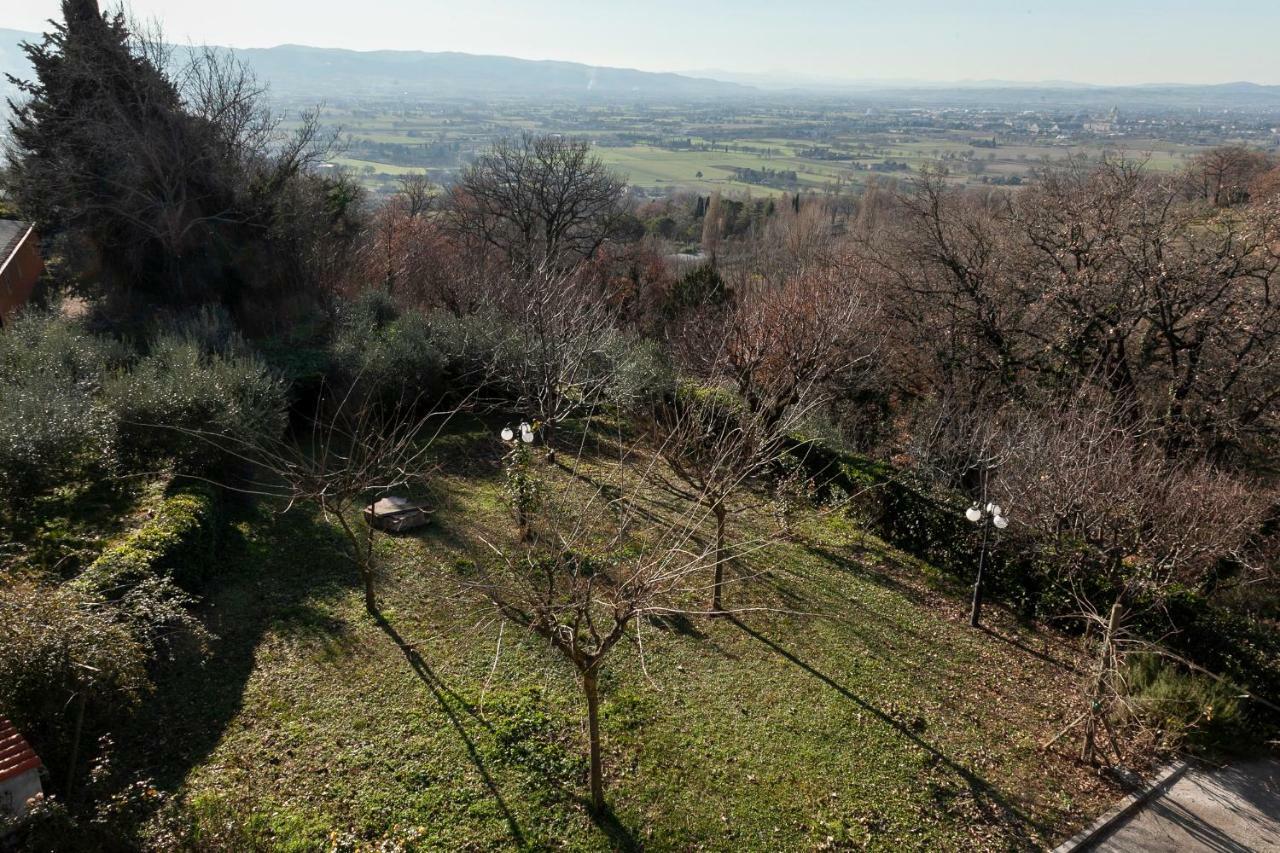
left=6, top=0, right=1280, bottom=86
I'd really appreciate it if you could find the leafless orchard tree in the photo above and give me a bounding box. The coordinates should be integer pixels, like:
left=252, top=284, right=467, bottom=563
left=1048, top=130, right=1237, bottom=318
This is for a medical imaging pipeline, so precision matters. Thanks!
left=472, top=428, right=782, bottom=812
left=644, top=383, right=810, bottom=614
left=446, top=133, right=628, bottom=272
left=491, top=269, right=625, bottom=463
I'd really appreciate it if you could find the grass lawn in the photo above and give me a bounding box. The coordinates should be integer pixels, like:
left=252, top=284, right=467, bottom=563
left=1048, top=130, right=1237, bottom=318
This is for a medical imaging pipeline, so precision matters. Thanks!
left=121, top=425, right=1119, bottom=850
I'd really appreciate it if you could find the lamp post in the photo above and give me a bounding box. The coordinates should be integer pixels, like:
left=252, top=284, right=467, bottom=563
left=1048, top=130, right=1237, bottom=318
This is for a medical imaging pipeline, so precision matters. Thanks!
left=964, top=501, right=1008, bottom=628
left=501, top=422, right=538, bottom=540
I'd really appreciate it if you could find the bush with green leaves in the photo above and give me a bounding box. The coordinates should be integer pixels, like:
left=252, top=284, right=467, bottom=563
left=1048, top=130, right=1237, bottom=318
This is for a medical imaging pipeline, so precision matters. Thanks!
left=669, top=262, right=726, bottom=311
left=0, top=578, right=149, bottom=760
left=1121, top=653, right=1249, bottom=751
left=330, top=290, right=446, bottom=406
left=106, top=333, right=286, bottom=474
left=0, top=312, right=124, bottom=510
left=76, top=486, right=220, bottom=596
left=425, top=306, right=521, bottom=402
left=602, top=334, right=673, bottom=409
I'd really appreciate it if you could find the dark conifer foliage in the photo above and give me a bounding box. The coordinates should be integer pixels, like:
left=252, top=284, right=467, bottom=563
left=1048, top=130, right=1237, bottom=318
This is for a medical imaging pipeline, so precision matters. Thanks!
left=4, top=1, right=350, bottom=313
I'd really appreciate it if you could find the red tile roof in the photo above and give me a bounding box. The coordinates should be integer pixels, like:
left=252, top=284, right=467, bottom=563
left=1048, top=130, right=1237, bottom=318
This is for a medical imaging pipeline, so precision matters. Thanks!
left=0, top=719, right=41, bottom=784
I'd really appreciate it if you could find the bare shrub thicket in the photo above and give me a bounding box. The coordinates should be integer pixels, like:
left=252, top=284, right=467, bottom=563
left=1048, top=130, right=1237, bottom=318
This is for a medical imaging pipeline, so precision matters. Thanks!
left=994, top=396, right=1269, bottom=761
left=856, top=158, right=1280, bottom=464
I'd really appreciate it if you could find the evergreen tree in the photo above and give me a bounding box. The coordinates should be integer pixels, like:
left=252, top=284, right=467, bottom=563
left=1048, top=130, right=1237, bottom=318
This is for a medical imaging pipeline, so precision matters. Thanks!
left=6, top=1, right=182, bottom=239
left=4, top=1, right=244, bottom=305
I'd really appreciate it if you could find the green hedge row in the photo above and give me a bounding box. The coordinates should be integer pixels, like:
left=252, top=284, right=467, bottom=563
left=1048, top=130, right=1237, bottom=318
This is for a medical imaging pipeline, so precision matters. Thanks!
left=73, top=485, right=221, bottom=600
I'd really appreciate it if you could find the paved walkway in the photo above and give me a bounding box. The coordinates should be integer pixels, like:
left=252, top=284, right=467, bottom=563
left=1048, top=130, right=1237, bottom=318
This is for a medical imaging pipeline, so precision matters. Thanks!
left=1092, top=758, right=1280, bottom=852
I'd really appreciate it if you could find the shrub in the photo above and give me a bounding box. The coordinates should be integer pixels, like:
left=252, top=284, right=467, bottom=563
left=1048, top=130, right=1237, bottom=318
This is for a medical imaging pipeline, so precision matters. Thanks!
left=0, top=578, right=149, bottom=758
left=0, top=312, right=123, bottom=511
left=106, top=334, right=286, bottom=474
left=603, top=334, right=673, bottom=409
left=425, top=306, right=519, bottom=402
left=330, top=290, right=446, bottom=405
left=669, top=262, right=726, bottom=310
left=1121, top=653, right=1249, bottom=751
left=75, top=486, right=221, bottom=595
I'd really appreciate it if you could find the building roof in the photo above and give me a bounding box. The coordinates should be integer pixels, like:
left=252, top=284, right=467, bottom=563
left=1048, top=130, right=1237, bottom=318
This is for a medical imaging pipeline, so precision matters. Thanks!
left=0, top=719, right=42, bottom=784
left=0, top=220, right=30, bottom=267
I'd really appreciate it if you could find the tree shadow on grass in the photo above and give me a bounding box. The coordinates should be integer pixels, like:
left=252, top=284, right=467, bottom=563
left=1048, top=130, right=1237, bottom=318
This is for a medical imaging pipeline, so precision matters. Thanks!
left=374, top=613, right=644, bottom=851
left=113, top=503, right=357, bottom=795
left=645, top=611, right=706, bottom=639
left=584, top=803, right=643, bottom=852
left=978, top=625, right=1080, bottom=675
left=727, top=615, right=1052, bottom=847
left=802, top=541, right=930, bottom=609
left=372, top=614, right=530, bottom=848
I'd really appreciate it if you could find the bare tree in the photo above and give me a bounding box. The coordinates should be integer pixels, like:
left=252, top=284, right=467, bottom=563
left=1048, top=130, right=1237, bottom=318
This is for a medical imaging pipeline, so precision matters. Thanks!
left=474, top=428, right=778, bottom=812
left=395, top=170, right=437, bottom=218
left=1185, top=145, right=1274, bottom=207
left=491, top=270, right=625, bottom=462
left=857, top=157, right=1280, bottom=461
left=645, top=386, right=799, bottom=613
left=718, top=264, right=880, bottom=431
left=185, top=388, right=460, bottom=615
left=446, top=133, right=628, bottom=272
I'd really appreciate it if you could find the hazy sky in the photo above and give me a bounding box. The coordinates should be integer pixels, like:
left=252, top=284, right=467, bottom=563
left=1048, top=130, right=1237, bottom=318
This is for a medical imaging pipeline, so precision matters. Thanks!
left=7, top=0, right=1279, bottom=85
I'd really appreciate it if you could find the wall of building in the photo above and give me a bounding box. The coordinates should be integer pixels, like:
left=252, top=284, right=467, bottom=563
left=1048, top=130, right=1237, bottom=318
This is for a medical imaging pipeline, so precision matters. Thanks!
left=0, top=230, right=43, bottom=325
left=0, top=767, right=43, bottom=819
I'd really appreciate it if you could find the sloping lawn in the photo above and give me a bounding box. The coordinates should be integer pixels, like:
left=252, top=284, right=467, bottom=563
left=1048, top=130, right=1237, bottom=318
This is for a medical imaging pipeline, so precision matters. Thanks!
left=123, top=429, right=1118, bottom=850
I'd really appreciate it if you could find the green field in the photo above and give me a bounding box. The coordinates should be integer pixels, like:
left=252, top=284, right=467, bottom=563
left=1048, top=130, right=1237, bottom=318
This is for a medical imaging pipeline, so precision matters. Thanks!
left=292, top=94, right=1258, bottom=198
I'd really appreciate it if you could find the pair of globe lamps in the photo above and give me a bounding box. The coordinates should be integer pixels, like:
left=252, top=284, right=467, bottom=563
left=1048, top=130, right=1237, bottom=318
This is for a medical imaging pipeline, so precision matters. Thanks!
left=500, top=422, right=535, bottom=444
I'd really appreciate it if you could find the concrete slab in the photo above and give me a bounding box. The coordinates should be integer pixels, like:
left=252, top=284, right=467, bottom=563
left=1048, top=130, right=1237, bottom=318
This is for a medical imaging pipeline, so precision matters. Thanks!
left=1091, top=758, right=1280, bottom=852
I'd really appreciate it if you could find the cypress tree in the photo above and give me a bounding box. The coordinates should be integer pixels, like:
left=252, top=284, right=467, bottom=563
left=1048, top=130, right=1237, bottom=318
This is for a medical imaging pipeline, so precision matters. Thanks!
left=4, top=0, right=234, bottom=304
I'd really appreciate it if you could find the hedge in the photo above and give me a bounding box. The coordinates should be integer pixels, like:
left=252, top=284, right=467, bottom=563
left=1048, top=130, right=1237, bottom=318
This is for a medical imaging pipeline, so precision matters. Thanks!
left=73, top=485, right=221, bottom=600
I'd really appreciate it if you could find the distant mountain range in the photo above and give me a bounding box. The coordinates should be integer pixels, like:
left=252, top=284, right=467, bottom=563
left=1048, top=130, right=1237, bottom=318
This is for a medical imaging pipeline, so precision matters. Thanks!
left=0, top=28, right=747, bottom=101
left=3, top=27, right=1280, bottom=111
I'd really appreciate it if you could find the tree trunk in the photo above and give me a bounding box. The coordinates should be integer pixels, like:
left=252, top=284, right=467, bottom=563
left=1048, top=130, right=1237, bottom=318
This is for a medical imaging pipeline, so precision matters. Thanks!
left=65, top=690, right=87, bottom=799
left=362, top=567, right=378, bottom=615
left=1082, top=601, right=1122, bottom=764
left=583, top=669, right=605, bottom=812
left=543, top=420, right=557, bottom=464
left=712, top=502, right=727, bottom=615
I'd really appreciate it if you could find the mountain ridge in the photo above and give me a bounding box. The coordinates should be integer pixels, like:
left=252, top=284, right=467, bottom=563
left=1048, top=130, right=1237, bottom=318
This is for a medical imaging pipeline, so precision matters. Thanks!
left=3, top=28, right=1280, bottom=108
